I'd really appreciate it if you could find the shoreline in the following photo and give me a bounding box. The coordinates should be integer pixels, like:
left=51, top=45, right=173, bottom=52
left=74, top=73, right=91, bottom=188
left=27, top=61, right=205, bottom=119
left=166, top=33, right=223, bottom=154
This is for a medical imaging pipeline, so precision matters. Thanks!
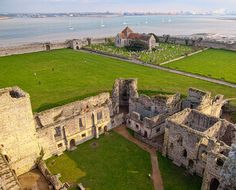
left=0, top=17, right=10, bottom=20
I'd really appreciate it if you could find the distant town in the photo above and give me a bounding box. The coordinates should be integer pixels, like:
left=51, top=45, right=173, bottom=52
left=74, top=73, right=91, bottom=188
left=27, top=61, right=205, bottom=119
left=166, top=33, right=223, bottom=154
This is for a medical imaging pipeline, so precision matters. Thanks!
left=1, top=10, right=236, bottom=19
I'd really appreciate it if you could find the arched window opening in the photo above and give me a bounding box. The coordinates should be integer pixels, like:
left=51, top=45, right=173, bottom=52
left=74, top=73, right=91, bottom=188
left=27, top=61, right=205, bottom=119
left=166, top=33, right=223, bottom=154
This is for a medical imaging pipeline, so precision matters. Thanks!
left=210, top=178, right=220, bottom=190
left=183, top=149, right=187, bottom=158
left=70, top=139, right=76, bottom=149
left=4, top=155, right=9, bottom=163
left=177, top=135, right=183, bottom=146
left=216, top=158, right=224, bottom=167
left=188, top=159, right=194, bottom=169
left=170, top=143, right=174, bottom=150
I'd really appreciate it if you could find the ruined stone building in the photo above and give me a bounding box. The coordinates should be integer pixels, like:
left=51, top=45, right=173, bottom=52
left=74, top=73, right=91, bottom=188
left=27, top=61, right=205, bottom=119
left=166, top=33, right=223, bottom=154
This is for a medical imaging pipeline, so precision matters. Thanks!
left=182, top=88, right=225, bottom=117
left=126, top=93, right=181, bottom=143
left=35, top=93, right=113, bottom=159
left=162, top=108, right=236, bottom=190
left=0, top=78, right=235, bottom=190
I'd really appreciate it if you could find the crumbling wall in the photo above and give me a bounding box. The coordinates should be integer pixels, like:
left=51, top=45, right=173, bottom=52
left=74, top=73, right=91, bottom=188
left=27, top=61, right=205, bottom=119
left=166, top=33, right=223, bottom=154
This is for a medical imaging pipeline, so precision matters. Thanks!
left=35, top=93, right=112, bottom=159
left=218, top=143, right=236, bottom=190
left=38, top=161, right=65, bottom=190
left=182, top=88, right=225, bottom=117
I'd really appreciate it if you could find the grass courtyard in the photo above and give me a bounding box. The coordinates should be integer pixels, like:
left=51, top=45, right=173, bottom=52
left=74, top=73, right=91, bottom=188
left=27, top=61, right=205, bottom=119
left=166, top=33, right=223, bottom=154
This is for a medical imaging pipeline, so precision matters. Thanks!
left=46, top=132, right=154, bottom=190
left=164, top=49, right=236, bottom=84
left=86, top=42, right=197, bottom=65
left=157, top=153, right=202, bottom=190
left=0, top=49, right=236, bottom=112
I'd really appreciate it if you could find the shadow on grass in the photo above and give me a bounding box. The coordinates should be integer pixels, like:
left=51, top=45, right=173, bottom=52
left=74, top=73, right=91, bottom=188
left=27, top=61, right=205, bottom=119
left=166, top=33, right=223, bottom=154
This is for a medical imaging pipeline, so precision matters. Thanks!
left=36, top=89, right=188, bottom=113
left=157, top=152, right=202, bottom=190
left=35, top=91, right=110, bottom=113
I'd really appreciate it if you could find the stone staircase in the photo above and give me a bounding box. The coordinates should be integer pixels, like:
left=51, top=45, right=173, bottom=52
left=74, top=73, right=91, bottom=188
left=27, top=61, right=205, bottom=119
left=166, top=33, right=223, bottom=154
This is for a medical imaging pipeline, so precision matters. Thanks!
left=0, top=154, right=21, bottom=190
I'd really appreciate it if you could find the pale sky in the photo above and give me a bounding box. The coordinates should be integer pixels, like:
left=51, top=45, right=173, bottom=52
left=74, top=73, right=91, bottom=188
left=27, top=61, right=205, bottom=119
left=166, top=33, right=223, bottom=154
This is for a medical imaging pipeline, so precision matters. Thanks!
left=1, top=0, right=236, bottom=13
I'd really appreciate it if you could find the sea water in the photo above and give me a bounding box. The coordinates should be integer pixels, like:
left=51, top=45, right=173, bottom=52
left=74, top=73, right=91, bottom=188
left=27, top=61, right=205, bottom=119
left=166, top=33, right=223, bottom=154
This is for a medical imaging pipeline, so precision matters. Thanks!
left=0, top=15, right=236, bottom=47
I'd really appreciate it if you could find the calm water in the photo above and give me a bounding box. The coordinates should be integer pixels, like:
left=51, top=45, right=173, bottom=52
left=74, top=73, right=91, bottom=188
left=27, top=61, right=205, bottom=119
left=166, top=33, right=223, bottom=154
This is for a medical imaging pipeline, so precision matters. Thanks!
left=0, top=15, right=236, bottom=47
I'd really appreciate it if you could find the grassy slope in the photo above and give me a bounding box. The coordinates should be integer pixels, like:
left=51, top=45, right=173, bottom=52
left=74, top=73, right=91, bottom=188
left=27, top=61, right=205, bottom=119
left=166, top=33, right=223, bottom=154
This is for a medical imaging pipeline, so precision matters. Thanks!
left=164, top=49, right=236, bottom=83
left=0, top=49, right=235, bottom=112
left=157, top=153, right=202, bottom=190
left=46, top=132, right=153, bottom=190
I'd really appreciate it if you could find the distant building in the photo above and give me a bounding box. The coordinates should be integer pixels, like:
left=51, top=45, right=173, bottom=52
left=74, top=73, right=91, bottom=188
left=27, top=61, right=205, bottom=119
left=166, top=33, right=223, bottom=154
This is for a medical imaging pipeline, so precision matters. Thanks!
left=115, top=27, right=156, bottom=50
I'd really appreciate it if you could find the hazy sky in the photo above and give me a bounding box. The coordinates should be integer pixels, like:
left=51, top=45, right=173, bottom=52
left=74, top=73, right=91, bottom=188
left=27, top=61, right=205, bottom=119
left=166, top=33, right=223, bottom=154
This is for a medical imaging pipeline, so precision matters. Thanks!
left=1, top=0, right=236, bottom=13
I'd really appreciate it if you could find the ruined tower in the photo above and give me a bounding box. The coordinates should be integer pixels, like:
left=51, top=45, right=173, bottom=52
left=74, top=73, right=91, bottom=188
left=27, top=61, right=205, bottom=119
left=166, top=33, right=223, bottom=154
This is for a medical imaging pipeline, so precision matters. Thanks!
left=112, top=78, right=138, bottom=114
left=0, top=87, right=40, bottom=176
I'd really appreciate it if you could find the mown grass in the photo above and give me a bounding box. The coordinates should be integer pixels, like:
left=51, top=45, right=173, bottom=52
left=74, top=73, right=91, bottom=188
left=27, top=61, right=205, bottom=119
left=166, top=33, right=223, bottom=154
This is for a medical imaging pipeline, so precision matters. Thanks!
left=0, top=49, right=236, bottom=112
left=164, top=48, right=236, bottom=84
left=86, top=42, right=197, bottom=65
left=157, top=153, right=202, bottom=190
left=46, top=132, right=153, bottom=190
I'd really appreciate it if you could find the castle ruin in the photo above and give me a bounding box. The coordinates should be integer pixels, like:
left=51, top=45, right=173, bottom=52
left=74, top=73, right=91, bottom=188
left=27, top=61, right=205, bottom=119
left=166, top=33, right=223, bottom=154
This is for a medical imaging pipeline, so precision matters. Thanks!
left=0, top=79, right=235, bottom=190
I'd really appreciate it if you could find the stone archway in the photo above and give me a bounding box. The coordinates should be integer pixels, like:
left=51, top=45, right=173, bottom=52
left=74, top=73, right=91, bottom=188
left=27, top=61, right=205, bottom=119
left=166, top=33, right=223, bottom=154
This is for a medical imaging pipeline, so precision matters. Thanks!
left=210, top=178, right=220, bottom=190
left=46, top=44, right=50, bottom=51
left=144, top=131, right=148, bottom=138
left=70, top=139, right=76, bottom=149
left=188, top=159, right=194, bottom=169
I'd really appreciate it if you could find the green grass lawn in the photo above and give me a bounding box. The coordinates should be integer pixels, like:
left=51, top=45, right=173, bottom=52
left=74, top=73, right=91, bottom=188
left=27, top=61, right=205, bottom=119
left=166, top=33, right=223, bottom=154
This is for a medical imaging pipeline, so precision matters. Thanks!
left=86, top=42, right=197, bottom=65
left=164, top=49, right=236, bottom=84
left=157, top=153, right=202, bottom=190
left=46, top=132, right=154, bottom=190
left=0, top=49, right=236, bottom=112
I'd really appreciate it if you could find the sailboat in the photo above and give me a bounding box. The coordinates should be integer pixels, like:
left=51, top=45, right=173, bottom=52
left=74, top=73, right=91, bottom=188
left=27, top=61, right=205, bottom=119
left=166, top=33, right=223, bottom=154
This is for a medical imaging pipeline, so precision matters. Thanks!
left=68, top=20, right=74, bottom=30
left=145, top=18, right=148, bottom=24
left=123, top=19, right=127, bottom=25
left=100, top=18, right=105, bottom=27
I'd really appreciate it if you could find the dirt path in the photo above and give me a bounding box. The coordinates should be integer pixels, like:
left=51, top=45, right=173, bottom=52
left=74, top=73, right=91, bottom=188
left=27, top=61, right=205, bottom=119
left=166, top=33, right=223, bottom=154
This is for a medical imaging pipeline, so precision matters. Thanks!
left=80, top=49, right=236, bottom=88
left=114, top=126, right=164, bottom=190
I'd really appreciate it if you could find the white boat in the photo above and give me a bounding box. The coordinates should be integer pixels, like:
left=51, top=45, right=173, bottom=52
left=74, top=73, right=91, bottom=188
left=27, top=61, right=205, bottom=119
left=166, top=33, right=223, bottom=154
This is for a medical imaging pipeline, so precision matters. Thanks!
left=168, top=18, right=172, bottom=23
left=68, top=20, right=74, bottom=30
left=101, top=18, right=105, bottom=27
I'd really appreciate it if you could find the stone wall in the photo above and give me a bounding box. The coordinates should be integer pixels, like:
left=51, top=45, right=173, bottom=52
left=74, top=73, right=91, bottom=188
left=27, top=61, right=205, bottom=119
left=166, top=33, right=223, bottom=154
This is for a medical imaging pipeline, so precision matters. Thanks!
left=158, top=35, right=236, bottom=51
left=0, top=41, right=70, bottom=57
left=38, top=161, right=65, bottom=190
left=0, top=87, right=40, bottom=176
